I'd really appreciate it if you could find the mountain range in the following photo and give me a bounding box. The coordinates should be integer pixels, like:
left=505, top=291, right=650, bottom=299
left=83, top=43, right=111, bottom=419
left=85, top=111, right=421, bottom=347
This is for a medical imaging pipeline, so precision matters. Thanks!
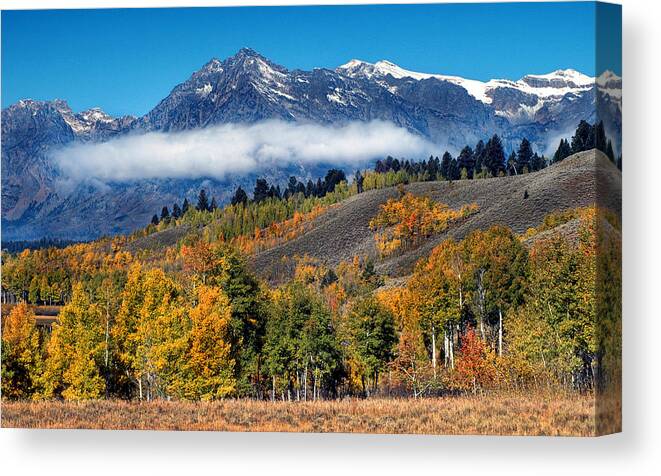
left=1, top=48, right=622, bottom=241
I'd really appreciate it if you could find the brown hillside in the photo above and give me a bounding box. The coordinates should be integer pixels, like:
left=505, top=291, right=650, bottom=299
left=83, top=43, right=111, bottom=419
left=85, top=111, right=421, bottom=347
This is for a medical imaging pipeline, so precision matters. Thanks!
left=250, top=149, right=621, bottom=281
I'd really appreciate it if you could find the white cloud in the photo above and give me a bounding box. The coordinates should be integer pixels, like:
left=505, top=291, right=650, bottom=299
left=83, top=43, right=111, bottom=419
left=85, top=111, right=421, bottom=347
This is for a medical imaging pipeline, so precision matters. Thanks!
left=51, top=120, right=435, bottom=182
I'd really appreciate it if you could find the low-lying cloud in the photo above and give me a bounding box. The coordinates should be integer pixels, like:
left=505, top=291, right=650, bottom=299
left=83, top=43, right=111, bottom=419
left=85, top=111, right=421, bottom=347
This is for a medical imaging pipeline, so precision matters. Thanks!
left=52, top=120, right=435, bottom=182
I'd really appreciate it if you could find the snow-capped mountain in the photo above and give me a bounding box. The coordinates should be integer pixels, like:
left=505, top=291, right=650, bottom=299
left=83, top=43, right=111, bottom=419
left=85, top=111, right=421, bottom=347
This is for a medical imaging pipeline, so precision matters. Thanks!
left=1, top=48, right=621, bottom=241
left=337, top=59, right=599, bottom=122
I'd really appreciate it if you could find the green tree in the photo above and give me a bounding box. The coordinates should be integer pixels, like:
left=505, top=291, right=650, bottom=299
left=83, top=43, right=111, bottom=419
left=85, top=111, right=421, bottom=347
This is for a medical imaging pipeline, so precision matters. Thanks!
left=571, top=120, right=594, bottom=153
left=346, top=296, right=397, bottom=396
left=516, top=138, right=533, bottom=172
left=196, top=189, right=210, bottom=212
left=457, top=146, right=475, bottom=178
left=484, top=134, right=506, bottom=176
left=231, top=186, right=248, bottom=206
left=553, top=138, right=572, bottom=163
left=253, top=178, right=270, bottom=203
left=463, top=226, right=528, bottom=355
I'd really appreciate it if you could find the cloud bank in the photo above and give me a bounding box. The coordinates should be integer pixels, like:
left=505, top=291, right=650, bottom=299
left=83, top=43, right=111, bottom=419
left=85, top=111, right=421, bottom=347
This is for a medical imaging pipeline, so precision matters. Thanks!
left=52, top=120, right=435, bottom=182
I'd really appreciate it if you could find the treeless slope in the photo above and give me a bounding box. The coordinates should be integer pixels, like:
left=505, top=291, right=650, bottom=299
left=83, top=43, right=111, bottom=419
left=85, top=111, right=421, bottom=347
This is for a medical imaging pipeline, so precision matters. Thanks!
left=250, top=150, right=621, bottom=281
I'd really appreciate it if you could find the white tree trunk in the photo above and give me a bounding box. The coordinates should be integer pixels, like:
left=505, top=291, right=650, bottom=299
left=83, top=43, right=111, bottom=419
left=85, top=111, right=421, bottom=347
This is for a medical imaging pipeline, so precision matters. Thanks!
left=432, top=325, right=437, bottom=377
left=498, top=308, right=503, bottom=357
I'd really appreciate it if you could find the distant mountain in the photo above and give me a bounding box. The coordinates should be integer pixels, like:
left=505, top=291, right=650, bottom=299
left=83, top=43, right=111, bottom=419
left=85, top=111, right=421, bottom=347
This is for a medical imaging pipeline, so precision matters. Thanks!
left=1, top=48, right=621, bottom=241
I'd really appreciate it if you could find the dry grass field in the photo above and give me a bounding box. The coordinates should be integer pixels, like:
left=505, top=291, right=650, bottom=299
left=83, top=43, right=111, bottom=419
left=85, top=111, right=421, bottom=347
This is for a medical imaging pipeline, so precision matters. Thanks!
left=2, top=393, right=598, bottom=435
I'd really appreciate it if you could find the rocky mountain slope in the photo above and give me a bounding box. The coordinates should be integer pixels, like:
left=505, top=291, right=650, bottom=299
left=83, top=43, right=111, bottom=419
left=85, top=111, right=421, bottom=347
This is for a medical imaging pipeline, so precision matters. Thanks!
left=1, top=48, right=621, bottom=241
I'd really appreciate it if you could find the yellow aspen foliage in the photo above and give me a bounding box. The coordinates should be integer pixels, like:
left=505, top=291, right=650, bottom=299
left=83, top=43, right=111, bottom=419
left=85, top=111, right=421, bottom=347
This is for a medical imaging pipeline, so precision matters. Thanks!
left=1, top=302, right=43, bottom=399
left=375, top=286, right=418, bottom=331
left=40, top=284, right=106, bottom=400
left=134, top=268, right=187, bottom=401
left=186, top=285, right=236, bottom=400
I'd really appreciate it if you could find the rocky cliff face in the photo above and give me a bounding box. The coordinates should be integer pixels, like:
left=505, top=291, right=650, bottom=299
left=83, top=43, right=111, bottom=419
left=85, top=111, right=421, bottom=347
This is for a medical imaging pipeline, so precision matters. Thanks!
left=1, top=48, right=621, bottom=241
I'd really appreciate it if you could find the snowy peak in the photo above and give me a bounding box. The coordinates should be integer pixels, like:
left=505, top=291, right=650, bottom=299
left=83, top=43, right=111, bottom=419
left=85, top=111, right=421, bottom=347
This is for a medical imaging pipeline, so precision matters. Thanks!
left=337, top=59, right=493, bottom=103
left=79, top=107, right=114, bottom=124
left=521, top=69, right=594, bottom=89
left=338, top=59, right=596, bottom=105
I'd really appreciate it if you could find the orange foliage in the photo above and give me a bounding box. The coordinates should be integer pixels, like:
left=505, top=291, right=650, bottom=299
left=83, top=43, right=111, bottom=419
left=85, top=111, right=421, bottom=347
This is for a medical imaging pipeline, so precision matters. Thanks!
left=369, top=193, right=478, bottom=256
left=451, top=328, right=497, bottom=393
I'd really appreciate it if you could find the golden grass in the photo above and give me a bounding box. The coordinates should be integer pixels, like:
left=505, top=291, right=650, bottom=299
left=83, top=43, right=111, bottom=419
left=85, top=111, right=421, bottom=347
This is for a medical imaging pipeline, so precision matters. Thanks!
left=1, top=393, right=599, bottom=435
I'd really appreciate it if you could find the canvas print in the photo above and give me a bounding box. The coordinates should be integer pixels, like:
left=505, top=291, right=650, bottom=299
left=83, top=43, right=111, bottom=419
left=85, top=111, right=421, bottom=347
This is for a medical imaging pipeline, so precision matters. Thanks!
left=0, top=2, right=621, bottom=435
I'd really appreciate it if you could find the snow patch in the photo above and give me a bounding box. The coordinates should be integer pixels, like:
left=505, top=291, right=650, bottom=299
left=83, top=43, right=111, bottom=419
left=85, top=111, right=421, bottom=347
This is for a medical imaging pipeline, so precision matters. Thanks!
left=196, top=83, right=213, bottom=97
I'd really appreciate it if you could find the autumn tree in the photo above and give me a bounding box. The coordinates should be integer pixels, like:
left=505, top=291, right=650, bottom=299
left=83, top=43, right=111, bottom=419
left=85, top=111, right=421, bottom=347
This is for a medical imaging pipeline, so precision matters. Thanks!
left=409, top=238, right=470, bottom=373
left=182, top=241, right=266, bottom=397
left=451, top=327, right=496, bottom=394
left=1, top=302, right=43, bottom=399
left=41, top=283, right=106, bottom=400
left=186, top=285, right=236, bottom=400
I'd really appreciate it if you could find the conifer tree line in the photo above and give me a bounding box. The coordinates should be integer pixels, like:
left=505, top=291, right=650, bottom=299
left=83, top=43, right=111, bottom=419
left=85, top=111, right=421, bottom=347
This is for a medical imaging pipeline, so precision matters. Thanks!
left=552, top=120, right=621, bottom=169
left=375, top=135, right=547, bottom=180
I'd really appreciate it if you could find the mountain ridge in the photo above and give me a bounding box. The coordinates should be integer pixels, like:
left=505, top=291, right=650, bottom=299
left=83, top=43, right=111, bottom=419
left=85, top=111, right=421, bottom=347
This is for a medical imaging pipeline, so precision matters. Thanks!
left=1, top=48, right=621, bottom=242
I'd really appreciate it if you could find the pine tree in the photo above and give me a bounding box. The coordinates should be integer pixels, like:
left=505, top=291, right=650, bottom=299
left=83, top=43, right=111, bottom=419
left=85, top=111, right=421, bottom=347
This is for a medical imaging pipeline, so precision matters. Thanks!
left=196, top=189, right=210, bottom=211
left=474, top=140, right=485, bottom=176
left=231, top=186, right=248, bottom=206
left=606, top=140, right=616, bottom=163
left=516, top=138, right=533, bottom=173
left=182, top=198, right=190, bottom=214
left=571, top=120, right=594, bottom=153
left=209, top=197, right=218, bottom=211
left=457, top=145, right=475, bottom=178
left=428, top=156, right=440, bottom=180
left=160, top=206, right=170, bottom=221
left=287, top=176, right=299, bottom=196
left=253, top=178, right=270, bottom=203
left=172, top=203, right=182, bottom=219
left=151, top=214, right=159, bottom=225
left=324, top=169, right=347, bottom=194
left=484, top=134, right=506, bottom=176
left=440, top=151, right=453, bottom=180
left=530, top=152, right=545, bottom=171
left=594, top=121, right=607, bottom=153
left=449, top=158, right=459, bottom=181
left=553, top=139, right=572, bottom=163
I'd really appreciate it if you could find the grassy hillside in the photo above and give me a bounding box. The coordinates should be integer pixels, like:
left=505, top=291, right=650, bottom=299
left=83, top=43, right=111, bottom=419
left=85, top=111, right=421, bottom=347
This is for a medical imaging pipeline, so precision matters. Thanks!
left=251, top=149, right=621, bottom=281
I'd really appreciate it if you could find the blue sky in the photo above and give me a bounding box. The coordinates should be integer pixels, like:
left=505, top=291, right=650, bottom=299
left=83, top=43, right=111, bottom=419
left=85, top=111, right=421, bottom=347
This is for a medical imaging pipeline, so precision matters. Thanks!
left=1, top=3, right=620, bottom=117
